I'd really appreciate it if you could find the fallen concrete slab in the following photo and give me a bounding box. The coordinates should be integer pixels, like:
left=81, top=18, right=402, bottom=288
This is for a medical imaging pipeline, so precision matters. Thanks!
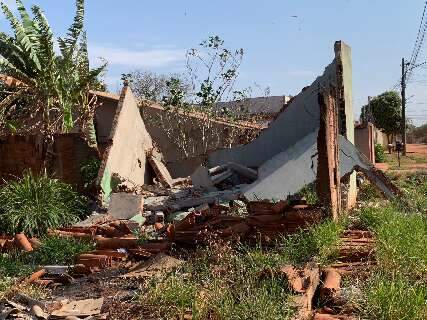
left=97, top=85, right=154, bottom=204
left=207, top=41, right=361, bottom=211
left=191, top=166, right=217, bottom=192
left=108, top=193, right=144, bottom=220
left=242, top=134, right=399, bottom=201
left=147, top=149, right=174, bottom=188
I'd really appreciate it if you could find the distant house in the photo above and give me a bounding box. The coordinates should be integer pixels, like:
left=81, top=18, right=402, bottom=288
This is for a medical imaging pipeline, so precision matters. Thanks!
left=216, top=95, right=292, bottom=119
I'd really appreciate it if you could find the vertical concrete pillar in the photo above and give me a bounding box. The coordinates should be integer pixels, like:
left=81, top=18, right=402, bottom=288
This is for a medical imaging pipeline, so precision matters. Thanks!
left=335, top=41, right=357, bottom=209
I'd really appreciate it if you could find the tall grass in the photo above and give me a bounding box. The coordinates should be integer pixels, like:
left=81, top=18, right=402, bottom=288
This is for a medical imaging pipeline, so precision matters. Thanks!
left=363, top=273, right=427, bottom=320
left=360, top=206, right=427, bottom=279
left=356, top=181, right=427, bottom=319
left=280, top=219, right=346, bottom=265
left=0, top=172, right=87, bottom=236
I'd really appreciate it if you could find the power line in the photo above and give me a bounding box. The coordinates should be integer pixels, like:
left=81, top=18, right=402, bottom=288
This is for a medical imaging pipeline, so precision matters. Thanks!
left=409, top=1, right=427, bottom=64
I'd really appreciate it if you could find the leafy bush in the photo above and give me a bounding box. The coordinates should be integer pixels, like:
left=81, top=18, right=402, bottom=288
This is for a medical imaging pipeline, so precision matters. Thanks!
left=31, top=236, right=94, bottom=266
left=0, top=172, right=87, bottom=236
left=375, top=143, right=386, bottom=163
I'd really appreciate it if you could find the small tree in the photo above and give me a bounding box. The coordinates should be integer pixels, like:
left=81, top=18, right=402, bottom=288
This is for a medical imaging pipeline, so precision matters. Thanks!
left=186, top=35, right=244, bottom=109
left=142, top=36, right=259, bottom=159
left=362, top=91, right=402, bottom=144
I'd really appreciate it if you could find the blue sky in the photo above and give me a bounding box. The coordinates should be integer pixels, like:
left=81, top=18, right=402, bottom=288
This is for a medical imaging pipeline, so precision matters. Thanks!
left=2, top=0, right=427, bottom=125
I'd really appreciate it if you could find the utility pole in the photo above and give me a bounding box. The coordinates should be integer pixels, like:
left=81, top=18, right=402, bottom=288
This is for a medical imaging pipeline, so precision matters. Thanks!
left=401, top=58, right=407, bottom=156
left=367, top=96, right=372, bottom=123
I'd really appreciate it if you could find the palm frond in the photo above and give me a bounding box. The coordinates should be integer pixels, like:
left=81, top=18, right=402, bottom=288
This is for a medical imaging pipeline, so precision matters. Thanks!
left=1, top=2, right=41, bottom=71
left=16, top=0, right=39, bottom=45
left=0, top=35, right=28, bottom=72
left=58, top=0, right=84, bottom=57
left=0, top=57, right=34, bottom=86
left=31, top=6, right=55, bottom=68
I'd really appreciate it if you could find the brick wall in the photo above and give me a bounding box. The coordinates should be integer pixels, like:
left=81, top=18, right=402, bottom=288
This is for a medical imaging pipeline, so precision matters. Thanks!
left=0, top=135, right=44, bottom=181
left=0, top=134, right=98, bottom=187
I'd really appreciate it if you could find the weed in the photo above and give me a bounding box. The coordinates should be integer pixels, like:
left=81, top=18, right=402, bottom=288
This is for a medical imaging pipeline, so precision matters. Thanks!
left=0, top=172, right=87, bottom=236
left=362, top=273, right=427, bottom=320
left=0, top=252, right=33, bottom=278
left=145, top=275, right=197, bottom=318
left=393, top=171, right=427, bottom=214
left=359, top=206, right=427, bottom=279
left=358, top=180, right=382, bottom=202
left=0, top=277, right=15, bottom=299
left=0, top=252, right=34, bottom=299
left=296, top=183, right=318, bottom=205
left=280, top=219, right=345, bottom=265
left=31, top=236, right=94, bottom=266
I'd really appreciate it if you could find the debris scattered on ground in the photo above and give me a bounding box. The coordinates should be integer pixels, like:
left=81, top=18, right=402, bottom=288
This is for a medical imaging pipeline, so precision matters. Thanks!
left=50, top=298, right=104, bottom=318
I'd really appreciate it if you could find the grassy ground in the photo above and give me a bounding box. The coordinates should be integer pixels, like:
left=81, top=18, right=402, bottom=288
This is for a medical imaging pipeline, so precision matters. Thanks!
left=343, top=173, right=427, bottom=320
left=384, top=152, right=427, bottom=170
left=138, top=218, right=348, bottom=319
left=139, top=173, right=427, bottom=320
left=0, top=171, right=425, bottom=319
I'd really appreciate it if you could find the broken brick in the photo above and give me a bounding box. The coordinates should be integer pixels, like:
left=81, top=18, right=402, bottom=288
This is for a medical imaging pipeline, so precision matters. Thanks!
left=14, top=233, right=33, bottom=252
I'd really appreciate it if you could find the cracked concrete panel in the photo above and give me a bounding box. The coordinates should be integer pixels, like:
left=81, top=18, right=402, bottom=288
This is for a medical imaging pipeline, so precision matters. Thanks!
left=242, top=132, right=318, bottom=201
left=98, top=86, right=153, bottom=204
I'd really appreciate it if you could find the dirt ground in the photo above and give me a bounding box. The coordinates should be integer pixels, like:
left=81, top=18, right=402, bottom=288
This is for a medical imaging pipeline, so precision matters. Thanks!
left=407, top=143, right=427, bottom=155
left=376, top=143, right=427, bottom=171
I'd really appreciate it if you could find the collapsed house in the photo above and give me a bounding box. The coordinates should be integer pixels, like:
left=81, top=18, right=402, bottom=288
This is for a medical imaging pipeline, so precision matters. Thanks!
left=0, top=41, right=403, bottom=320
left=0, top=40, right=398, bottom=214
left=188, top=41, right=398, bottom=217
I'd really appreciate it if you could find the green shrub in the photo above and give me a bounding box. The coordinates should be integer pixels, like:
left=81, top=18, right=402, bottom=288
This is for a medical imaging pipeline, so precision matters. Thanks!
left=363, top=274, right=427, bottom=320
left=375, top=144, right=386, bottom=163
left=0, top=172, right=87, bottom=236
left=296, top=183, right=318, bottom=205
left=31, top=236, right=94, bottom=266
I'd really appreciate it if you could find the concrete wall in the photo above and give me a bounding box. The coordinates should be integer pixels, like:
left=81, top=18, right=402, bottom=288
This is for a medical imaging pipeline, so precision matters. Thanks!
left=208, top=41, right=357, bottom=210
left=142, top=104, right=261, bottom=177
left=98, top=86, right=154, bottom=203
left=334, top=41, right=357, bottom=208
left=355, top=123, right=375, bottom=163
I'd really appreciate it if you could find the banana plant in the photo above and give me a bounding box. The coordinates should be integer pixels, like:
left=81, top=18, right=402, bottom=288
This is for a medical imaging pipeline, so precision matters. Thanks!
left=0, top=0, right=106, bottom=137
